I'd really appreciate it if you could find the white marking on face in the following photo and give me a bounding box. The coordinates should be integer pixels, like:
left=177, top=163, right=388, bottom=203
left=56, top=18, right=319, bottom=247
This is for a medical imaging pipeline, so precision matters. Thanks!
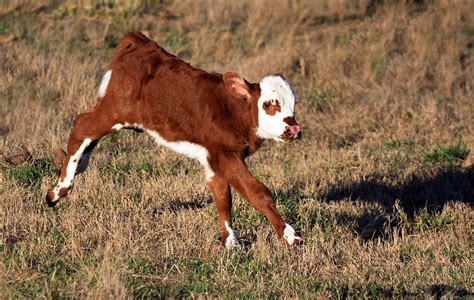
left=283, top=223, right=302, bottom=246
left=120, top=123, right=214, bottom=180
left=52, top=138, right=92, bottom=201
left=256, top=76, right=296, bottom=141
left=98, top=70, right=112, bottom=98
left=224, top=221, right=240, bottom=248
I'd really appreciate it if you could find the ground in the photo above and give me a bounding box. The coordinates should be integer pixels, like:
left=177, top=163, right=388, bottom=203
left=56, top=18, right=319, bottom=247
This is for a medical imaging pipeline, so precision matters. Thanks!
left=0, top=0, right=473, bottom=298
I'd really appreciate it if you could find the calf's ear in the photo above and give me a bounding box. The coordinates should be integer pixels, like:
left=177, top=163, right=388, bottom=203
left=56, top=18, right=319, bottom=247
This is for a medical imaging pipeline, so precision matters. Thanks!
left=223, top=72, right=251, bottom=100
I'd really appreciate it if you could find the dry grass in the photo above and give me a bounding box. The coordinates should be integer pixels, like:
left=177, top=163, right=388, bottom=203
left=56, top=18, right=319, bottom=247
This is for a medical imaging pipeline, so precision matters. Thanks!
left=1, top=0, right=473, bottom=297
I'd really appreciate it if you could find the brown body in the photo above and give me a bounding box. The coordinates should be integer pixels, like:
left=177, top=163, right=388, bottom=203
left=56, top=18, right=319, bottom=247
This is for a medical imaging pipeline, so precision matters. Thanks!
left=46, top=32, right=302, bottom=247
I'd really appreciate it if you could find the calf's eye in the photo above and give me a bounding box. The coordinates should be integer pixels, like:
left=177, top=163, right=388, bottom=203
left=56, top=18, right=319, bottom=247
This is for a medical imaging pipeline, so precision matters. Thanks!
left=263, top=101, right=271, bottom=109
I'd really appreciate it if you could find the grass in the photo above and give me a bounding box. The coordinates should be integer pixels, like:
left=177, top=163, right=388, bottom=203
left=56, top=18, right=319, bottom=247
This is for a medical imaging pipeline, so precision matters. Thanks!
left=409, top=208, right=453, bottom=234
left=307, top=89, right=339, bottom=113
left=424, top=142, right=470, bottom=166
left=7, top=160, right=55, bottom=189
left=0, top=0, right=473, bottom=298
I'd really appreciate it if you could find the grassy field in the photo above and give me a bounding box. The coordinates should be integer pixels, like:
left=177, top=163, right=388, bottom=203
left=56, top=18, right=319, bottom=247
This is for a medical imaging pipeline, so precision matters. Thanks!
left=1, top=0, right=473, bottom=297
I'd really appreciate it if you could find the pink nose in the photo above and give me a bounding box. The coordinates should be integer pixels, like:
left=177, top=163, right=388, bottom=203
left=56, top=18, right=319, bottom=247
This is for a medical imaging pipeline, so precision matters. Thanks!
left=287, top=125, right=302, bottom=139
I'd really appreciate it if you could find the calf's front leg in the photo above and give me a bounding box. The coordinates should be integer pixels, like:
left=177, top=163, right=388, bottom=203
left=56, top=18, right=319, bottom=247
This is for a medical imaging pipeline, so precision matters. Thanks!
left=219, top=156, right=302, bottom=246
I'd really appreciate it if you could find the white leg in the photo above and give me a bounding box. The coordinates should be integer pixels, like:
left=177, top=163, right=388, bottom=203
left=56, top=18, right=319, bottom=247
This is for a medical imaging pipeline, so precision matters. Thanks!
left=283, top=223, right=303, bottom=246
left=224, top=221, right=241, bottom=248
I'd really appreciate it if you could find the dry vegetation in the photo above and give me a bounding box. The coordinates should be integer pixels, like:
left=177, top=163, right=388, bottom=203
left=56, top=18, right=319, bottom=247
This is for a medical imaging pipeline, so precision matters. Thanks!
left=1, top=0, right=473, bottom=298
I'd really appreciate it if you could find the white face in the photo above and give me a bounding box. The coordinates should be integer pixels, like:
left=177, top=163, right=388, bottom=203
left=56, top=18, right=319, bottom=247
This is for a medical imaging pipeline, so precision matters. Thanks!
left=256, top=75, right=297, bottom=142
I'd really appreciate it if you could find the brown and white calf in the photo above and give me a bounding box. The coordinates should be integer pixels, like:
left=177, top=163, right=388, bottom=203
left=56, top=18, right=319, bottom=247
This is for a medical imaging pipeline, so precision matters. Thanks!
left=46, top=32, right=302, bottom=247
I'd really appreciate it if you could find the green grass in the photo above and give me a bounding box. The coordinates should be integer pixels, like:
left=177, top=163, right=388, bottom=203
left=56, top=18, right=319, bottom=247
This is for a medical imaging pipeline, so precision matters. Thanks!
left=371, top=59, right=385, bottom=80
left=7, top=160, right=55, bottom=189
left=15, top=255, right=79, bottom=298
left=307, top=89, right=339, bottom=112
left=0, top=22, right=11, bottom=35
left=127, top=257, right=157, bottom=275
left=126, top=257, right=164, bottom=298
left=423, top=142, right=469, bottom=166
left=162, top=27, right=190, bottom=52
left=384, top=139, right=415, bottom=151
left=274, top=189, right=303, bottom=227
left=126, top=256, right=219, bottom=297
left=409, top=208, right=453, bottom=234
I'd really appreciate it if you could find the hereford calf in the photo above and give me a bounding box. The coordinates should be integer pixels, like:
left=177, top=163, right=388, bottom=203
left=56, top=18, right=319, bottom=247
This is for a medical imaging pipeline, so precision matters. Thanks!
left=46, top=32, right=302, bottom=247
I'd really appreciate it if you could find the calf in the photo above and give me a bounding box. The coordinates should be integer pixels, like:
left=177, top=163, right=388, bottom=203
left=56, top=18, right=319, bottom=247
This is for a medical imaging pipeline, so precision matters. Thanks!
left=46, top=32, right=302, bottom=247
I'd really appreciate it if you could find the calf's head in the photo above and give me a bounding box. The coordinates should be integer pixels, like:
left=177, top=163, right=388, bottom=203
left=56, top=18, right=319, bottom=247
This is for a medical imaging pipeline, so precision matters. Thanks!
left=223, top=72, right=301, bottom=142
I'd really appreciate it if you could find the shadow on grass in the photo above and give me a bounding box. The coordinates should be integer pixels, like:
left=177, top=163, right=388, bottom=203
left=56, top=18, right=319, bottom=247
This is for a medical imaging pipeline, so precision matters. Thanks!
left=273, top=166, right=473, bottom=242
left=321, top=283, right=472, bottom=298
left=319, top=165, right=474, bottom=241
left=424, top=284, right=472, bottom=298
left=324, top=166, right=474, bottom=215
left=166, top=198, right=212, bottom=211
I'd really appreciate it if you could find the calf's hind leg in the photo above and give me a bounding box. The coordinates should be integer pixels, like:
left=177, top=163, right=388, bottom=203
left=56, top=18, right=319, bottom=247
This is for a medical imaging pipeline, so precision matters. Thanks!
left=46, top=111, right=115, bottom=207
left=208, top=175, right=240, bottom=248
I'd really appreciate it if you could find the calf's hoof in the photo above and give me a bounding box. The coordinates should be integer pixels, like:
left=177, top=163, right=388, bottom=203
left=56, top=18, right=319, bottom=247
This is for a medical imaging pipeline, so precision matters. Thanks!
left=223, top=221, right=241, bottom=249
left=288, top=236, right=304, bottom=247
left=283, top=223, right=303, bottom=247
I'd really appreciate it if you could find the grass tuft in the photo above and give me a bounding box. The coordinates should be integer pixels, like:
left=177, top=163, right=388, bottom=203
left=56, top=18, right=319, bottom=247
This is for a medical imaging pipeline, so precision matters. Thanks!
left=424, top=142, right=469, bottom=166
left=7, top=160, right=55, bottom=189
left=409, top=208, right=453, bottom=234
left=307, top=89, right=339, bottom=112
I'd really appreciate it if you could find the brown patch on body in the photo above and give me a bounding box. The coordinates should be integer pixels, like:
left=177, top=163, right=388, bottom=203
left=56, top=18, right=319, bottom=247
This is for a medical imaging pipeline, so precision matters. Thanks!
left=262, top=99, right=281, bottom=116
